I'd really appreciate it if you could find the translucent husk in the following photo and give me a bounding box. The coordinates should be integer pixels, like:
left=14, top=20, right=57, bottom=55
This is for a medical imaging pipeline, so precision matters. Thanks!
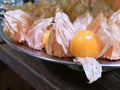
left=74, top=57, right=102, bottom=83
left=3, top=10, right=33, bottom=42
left=26, top=17, right=53, bottom=50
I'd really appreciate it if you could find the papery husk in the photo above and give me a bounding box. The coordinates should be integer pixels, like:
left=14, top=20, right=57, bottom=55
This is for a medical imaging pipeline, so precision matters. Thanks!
left=84, top=13, right=112, bottom=59
left=94, top=9, right=120, bottom=60
left=110, top=9, right=120, bottom=27
left=26, top=17, right=53, bottom=50
left=73, top=12, right=93, bottom=33
left=87, top=13, right=106, bottom=32
left=102, top=9, right=120, bottom=60
left=55, top=8, right=76, bottom=57
left=74, top=57, right=102, bottom=83
left=97, top=20, right=112, bottom=58
left=46, top=8, right=75, bottom=57
left=110, top=10, right=120, bottom=59
left=3, top=9, right=33, bottom=42
left=46, top=29, right=67, bottom=57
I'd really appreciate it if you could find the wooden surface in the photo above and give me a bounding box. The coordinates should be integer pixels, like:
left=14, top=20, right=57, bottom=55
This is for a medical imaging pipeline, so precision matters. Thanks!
left=0, top=62, right=34, bottom=90
left=0, top=43, right=120, bottom=90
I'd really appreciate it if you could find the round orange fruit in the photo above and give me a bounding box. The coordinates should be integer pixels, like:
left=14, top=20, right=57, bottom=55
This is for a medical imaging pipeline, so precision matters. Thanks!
left=70, top=30, right=103, bottom=58
left=42, top=29, right=50, bottom=48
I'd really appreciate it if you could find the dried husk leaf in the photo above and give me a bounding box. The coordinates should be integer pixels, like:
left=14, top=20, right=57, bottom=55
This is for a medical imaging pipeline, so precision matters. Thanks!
left=110, top=9, right=120, bottom=27
left=103, top=10, right=120, bottom=60
left=3, top=9, right=33, bottom=42
left=55, top=8, right=76, bottom=56
left=46, top=28, right=67, bottom=57
left=86, top=13, right=113, bottom=59
left=73, top=12, right=93, bottom=33
left=26, top=17, right=53, bottom=50
left=105, top=23, right=120, bottom=60
left=74, top=57, right=102, bottom=83
left=97, top=22, right=112, bottom=58
left=87, top=13, right=106, bottom=32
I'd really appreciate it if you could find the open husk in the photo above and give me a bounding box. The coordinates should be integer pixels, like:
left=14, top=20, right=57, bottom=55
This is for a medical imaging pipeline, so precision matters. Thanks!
left=73, top=12, right=93, bottom=33
left=46, top=8, right=75, bottom=57
left=3, top=9, right=33, bottom=42
left=26, top=17, right=53, bottom=50
left=103, top=10, right=120, bottom=60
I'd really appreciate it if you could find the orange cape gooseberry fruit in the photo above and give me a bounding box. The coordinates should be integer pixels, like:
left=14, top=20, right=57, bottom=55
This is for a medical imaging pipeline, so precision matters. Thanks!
left=70, top=30, right=103, bottom=58
left=42, top=29, right=50, bottom=48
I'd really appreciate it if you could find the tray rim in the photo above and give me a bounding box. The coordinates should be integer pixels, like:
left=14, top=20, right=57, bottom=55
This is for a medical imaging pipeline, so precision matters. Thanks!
left=1, top=21, right=120, bottom=68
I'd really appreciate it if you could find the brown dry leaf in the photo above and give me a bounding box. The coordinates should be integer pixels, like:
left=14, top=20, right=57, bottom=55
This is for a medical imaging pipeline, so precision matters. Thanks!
left=9, top=1, right=57, bottom=20
left=4, top=9, right=33, bottom=42
left=9, top=0, right=91, bottom=21
left=55, top=0, right=90, bottom=22
left=90, top=0, right=113, bottom=18
left=9, top=0, right=114, bottom=21
left=102, top=0, right=120, bottom=11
